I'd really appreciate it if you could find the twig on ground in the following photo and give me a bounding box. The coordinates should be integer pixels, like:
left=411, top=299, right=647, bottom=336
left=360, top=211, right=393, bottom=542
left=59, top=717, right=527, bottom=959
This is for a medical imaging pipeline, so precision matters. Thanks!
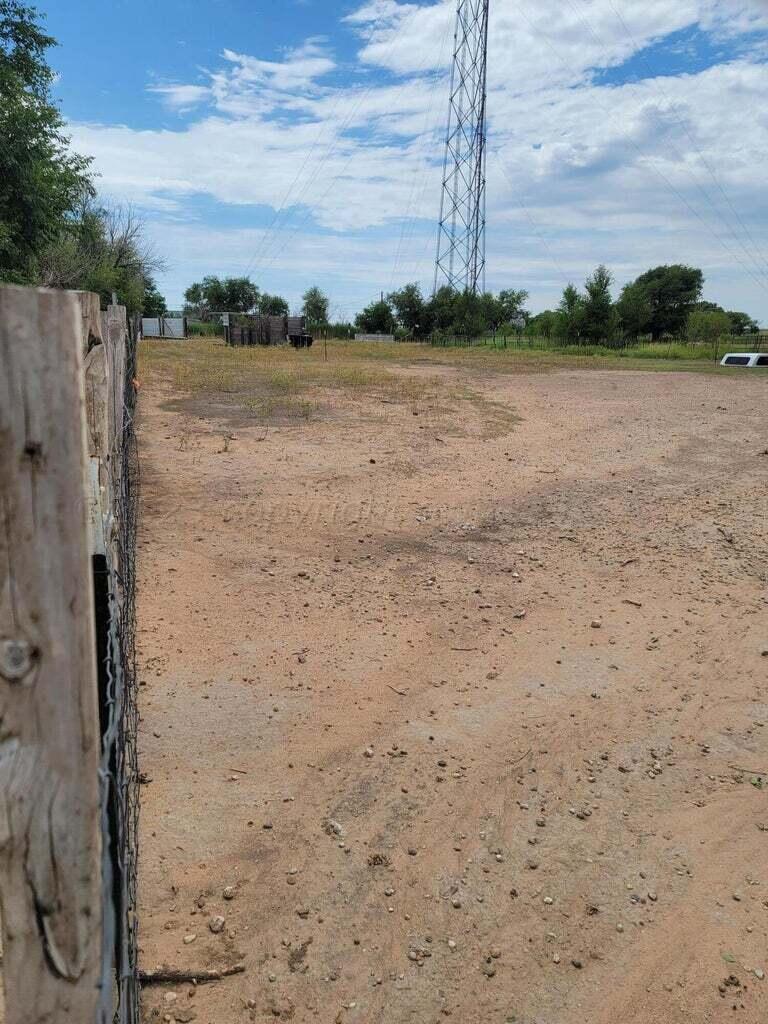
left=139, top=964, right=245, bottom=986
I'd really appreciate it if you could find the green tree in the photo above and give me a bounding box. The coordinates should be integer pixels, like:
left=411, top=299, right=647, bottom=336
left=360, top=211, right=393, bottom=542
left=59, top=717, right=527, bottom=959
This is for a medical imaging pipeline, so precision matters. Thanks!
left=629, top=265, right=703, bottom=340
left=479, top=292, right=506, bottom=331
left=726, top=310, right=759, bottom=336
left=184, top=276, right=259, bottom=317
left=143, top=277, right=167, bottom=316
left=498, top=288, right=529, bottom=325
left=581, top=265, right=617, bottom=343
left=302, top=285, right=329, bottom=325
left=39, top=201, right=164, bottom=314
left=388, top=283, right=428, bottom=337
left=554, top=284, right=584, bottom=344
left=427, top=286, right=459, bottom=333
left=616, top=281, right=652, bottom=340
left=687, top=308, right=732, bottom=350
left=525, top=310, right=558, bottom=338
left=356, top=298, right=395, bottom=334
left=259, top=292, right=289, bottom=316
left=0, top=1, right=94, bottom=282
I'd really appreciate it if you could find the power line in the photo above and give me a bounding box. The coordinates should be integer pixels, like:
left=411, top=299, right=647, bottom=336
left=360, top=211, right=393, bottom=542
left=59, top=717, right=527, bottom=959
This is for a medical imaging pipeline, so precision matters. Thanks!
left=559, top=0, right=768, bottom=288
left=243, top=3, right=429, bottom=280
left=511, top=0, right=768, bottom=296
left=601, top=0, right=768, bottom=279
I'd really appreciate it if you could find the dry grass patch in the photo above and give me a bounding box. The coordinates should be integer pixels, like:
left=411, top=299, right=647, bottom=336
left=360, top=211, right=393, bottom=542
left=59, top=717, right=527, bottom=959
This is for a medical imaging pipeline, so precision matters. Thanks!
left=138, top=338, right=526, bottom=436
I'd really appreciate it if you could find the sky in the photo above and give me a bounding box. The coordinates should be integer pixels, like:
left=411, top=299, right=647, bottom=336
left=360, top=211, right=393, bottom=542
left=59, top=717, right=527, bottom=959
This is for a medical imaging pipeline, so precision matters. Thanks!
left=38, top=0, right=768, bottom=323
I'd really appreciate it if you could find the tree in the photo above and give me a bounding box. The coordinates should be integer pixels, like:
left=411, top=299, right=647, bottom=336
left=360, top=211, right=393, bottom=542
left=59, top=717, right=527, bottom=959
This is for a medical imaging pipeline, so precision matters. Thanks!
left=302, top=286, right=329, bottom=326
left=479, top=292, right=506, bottom=332
left=0, top=0, right=94, bottom=282
left=581, top=265, right=617, bottom=343
left=427, top=286, right=459, bottom=333
left=39, top=200, right=165, bottom=314
left=143, top=277, right=167, bottom=316
left=222, top=277, right=259, bottom=313
left=629, top=265, right=703, bottom=340
left=184, top=276, right=259, bottom=318
left=687, top=309, right=732, bottom=349
left=388, top=283, right=428, bottom=337
left=727, top=310, right=759, bottom=336
left=356, top=298, right=395, bottom=334
left=525, top=310, right=558, bottom=338
left=259, top=292, right=289, bottom=316
left=498, top=288, right=529, bottom=326
left=554, top=284, right=584, bottom=343
left=616, top=281, right=652, bottom=340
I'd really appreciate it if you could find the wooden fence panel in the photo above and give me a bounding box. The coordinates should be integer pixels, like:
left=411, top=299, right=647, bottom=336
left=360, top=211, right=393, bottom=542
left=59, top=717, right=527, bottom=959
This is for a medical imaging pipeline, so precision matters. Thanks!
left=0, top=285, right=103, bottom=1023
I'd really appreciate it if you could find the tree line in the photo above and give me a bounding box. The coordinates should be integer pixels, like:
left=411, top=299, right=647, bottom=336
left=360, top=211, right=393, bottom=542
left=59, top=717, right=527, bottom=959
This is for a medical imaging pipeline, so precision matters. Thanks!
left=0, top=1, right=164, bottom=313
left=526, top=265, right=759, bottom=344
left=182, top=276, right=339, bottom=330
left=356, top=267, right=759, bottom=344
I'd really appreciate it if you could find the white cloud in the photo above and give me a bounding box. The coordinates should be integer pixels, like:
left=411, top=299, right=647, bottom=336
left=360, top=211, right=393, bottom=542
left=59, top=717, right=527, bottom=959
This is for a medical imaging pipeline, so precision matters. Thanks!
left=148, top=83, right=211, bottom=111
left=69, top=0, right=768, bottom=321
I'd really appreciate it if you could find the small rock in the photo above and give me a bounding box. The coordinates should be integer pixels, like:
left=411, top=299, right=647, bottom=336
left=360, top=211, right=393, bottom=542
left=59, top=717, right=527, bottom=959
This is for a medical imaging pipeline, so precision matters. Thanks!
left=183, top=934, right=196, bottom=945
left=223, top=886, right=236, bottom=901
left=364, top=747, right=375, bottom=759
left=209, top=915, right=225, bottom=934
left=754, top=968, right=765, bottom=981
left=590, top=620, right=602, bottom=629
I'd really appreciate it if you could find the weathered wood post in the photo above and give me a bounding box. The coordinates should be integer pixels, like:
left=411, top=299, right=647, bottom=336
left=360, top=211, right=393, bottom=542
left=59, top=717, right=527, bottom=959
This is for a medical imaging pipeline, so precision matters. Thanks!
left=0, top=285, right=103, bottom=1022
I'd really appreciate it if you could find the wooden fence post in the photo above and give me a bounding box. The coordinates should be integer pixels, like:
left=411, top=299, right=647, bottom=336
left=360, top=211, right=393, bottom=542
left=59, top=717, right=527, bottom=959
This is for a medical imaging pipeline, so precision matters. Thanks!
left=0, top=285, right=103, bottom=1022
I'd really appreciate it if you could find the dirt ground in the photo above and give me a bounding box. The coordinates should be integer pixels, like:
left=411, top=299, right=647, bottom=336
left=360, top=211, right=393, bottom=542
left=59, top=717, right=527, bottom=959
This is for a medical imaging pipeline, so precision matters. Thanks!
left=135, top=349, right=767, bottom=1024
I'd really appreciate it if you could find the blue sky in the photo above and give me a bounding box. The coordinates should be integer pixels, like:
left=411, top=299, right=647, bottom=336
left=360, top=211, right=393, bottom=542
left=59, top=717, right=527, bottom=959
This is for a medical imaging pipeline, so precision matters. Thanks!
left=38, top=0, right=768, bottom=323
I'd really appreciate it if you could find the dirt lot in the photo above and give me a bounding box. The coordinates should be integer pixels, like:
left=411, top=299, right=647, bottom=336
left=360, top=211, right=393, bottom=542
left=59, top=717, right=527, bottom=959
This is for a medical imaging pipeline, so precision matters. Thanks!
left=135, top=342, right=767, bottom=1024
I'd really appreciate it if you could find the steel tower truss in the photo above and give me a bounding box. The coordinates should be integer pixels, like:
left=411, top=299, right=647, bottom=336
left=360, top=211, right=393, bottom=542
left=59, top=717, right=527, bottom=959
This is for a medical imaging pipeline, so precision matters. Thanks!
left=434, top=0, right=490, bottom=295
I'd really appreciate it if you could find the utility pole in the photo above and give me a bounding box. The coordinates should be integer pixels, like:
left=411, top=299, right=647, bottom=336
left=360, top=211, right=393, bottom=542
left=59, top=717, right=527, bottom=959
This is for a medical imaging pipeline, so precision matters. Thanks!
left=434, top=0, right=490, bottom=296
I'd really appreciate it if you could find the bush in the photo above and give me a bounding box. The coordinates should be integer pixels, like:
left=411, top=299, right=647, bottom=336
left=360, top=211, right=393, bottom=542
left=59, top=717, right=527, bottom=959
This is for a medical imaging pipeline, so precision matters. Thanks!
left=187, top=321, right=221, bottom=337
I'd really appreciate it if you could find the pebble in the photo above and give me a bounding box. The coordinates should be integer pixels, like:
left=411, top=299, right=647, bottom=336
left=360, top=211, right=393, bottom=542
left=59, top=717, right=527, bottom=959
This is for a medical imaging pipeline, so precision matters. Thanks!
left=754, top=968, right=765, bottom=981
left=447, top=939, right=457, bottom=951
left=543, top=896, right=554, bottom=906
left=223, top=887, right=236, bottom=901
left=364, top=747, right=375, bottom=758
left=590, top=620, right=602, bottom=629
left=209, top=915, right=225, bottom=934
left=183, top=934, right=196, bottom=945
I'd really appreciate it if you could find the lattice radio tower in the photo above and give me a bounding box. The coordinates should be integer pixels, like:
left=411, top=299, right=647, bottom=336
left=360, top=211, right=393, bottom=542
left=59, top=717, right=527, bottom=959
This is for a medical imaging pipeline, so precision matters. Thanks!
left=434, top=0, right=490, bottom=296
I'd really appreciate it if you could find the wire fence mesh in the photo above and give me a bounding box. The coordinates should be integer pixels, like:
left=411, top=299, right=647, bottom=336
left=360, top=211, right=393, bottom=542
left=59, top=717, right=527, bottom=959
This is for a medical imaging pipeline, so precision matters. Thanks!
left=97, top=315, right=141, bottom=1024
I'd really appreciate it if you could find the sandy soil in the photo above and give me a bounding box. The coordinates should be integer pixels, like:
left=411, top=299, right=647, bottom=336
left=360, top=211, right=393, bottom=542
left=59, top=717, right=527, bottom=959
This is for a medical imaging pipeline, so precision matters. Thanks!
left=135, top=359, right=767, bottom=1024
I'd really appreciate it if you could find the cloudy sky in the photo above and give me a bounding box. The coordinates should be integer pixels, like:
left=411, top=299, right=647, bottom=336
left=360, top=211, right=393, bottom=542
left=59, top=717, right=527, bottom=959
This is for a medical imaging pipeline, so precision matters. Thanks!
left=41, top=0, right=768, bottom=323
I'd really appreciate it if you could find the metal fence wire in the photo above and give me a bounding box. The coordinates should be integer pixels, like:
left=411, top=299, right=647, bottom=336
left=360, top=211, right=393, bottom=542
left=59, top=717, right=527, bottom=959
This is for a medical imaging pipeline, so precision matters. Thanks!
left=97, top=316, right=141, bottom=1023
